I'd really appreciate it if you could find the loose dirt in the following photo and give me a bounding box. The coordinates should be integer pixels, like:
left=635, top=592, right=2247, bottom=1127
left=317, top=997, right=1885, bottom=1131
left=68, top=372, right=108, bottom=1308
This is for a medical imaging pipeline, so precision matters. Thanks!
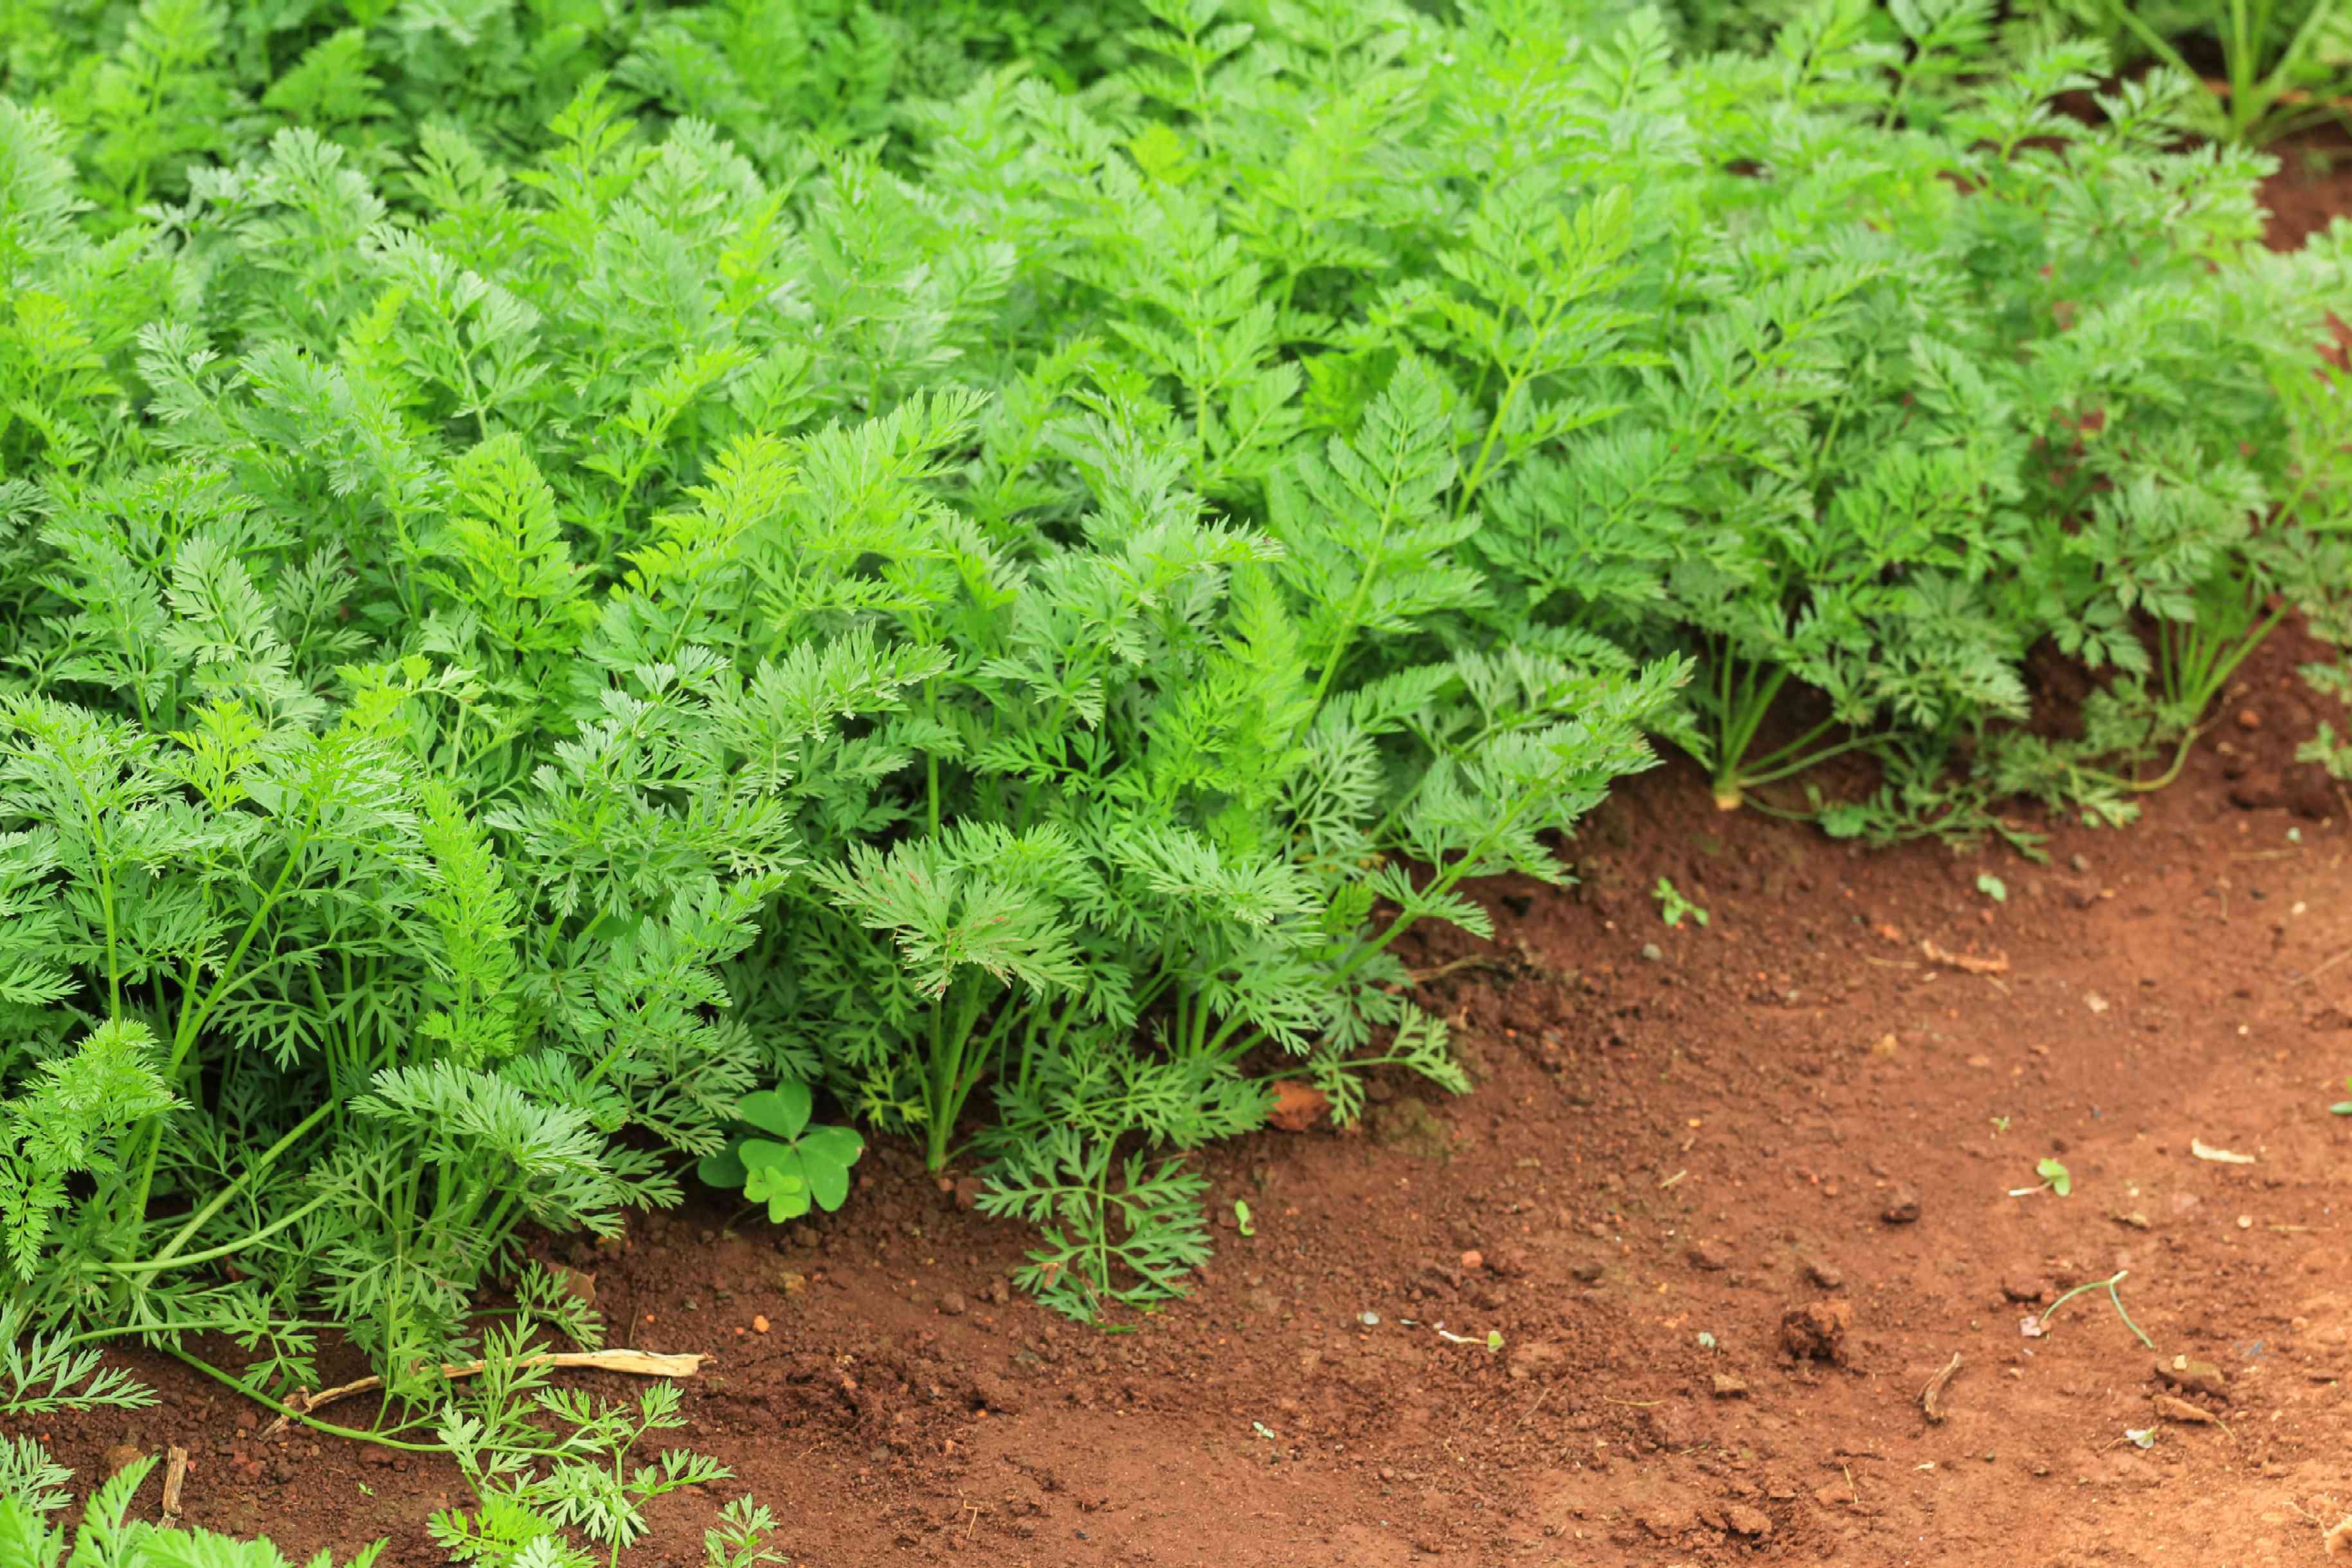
left=17, top=167, right=2352, bottom=1568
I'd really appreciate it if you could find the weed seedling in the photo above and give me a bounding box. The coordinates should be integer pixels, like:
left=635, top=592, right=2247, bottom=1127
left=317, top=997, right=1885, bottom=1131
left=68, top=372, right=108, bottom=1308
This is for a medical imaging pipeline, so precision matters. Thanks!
left=1234, top=1200, right=1255, bottom=1237
left=1654, top=879, right=1710, bottom=929
left=1976, top=872, right=2008, bottom=903
left=2025, top=1269, right=2156, bottom=1349
left=2009, top=1157, right=2070, bottom=1197
left=2331, top=1077, right=2351, bottom=1115
left=697, top=1083, right=866, bottom=1225
left=1989, top=1115, right=2011, bottom=1136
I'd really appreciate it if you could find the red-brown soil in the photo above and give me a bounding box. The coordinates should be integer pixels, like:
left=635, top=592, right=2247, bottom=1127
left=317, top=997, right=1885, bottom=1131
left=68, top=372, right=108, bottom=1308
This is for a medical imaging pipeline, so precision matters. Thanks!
left=16, top=171, right=2352, bottom=1568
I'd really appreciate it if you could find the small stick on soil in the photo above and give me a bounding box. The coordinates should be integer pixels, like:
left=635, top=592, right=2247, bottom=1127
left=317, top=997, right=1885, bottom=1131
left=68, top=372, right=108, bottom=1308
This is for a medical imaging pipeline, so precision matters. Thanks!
left=260, top=1349, right=704, bottom=1437
left=2305, top=947, right=2352, bottom=986
left=1406, top=954, right=1506, bottom=986
left=1920, top=1352, right=1962, bottom=1424
left=1919, top=940, right=2009, bottom=976
left=159, top=1445, right=188, bottom=1524
left=2151, top=1394, right=2235, bottom=1437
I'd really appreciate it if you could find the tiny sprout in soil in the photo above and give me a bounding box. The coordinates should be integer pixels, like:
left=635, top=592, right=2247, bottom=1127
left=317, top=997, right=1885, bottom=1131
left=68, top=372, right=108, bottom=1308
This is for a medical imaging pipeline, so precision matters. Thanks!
left=1977, top=872, right=2008, bottom=902
left=1654, top=878, right=1710, bottom=928
left=2025, top=1269, right=2157, bottom=1349
left=698, top=1083, right=866, bottom=1225
left=1990, top=1115, right=2012, bottom=1135
left=1235, top=1200, right=1255, bottom=1236
left=2009, top=1157, right=2071, bottom=1197
left=2331, top=1077, right=2351, bottom=1115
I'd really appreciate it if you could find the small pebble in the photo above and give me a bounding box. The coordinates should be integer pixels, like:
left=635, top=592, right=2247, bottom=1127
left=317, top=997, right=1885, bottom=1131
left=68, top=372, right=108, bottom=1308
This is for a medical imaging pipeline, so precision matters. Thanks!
left=751, top=1314, right=770, bottom=1334
left=1640, top=942, right=1665, bottom=962
left=1459, top=1249, right=1483, bottom=1272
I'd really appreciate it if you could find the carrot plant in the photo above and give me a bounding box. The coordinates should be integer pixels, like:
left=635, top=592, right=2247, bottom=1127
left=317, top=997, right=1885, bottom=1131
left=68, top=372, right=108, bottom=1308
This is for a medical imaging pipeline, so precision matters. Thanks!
left=0, top=0, right=2346, bottom=1380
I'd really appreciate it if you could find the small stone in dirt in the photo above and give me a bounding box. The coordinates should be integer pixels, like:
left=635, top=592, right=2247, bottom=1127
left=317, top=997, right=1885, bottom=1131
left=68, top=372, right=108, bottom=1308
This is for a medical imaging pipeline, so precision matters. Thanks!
left=1570, top=1261, right=1606, bottom=1283
left=2002, top=1275, right=2052, bottom=1304
left=1687, top=1239, right=1732, bottom=1272
left=1710, top=1373, right=1748, bottom=1399
left=2069, top=853, right=2091, bottom=874
left=1813, top=1482, right=1849, bottom=1509
left=1483, top=1245, right=1529, bottom=1279
left=986, top=1277, right=1011, bottom=1306
left=1780, top=1299, right=1853, bottom=1364
left=752, top=1314, right=770, bottom=1333
left=1723, top=1504, right=1772, bottom=1538
left=970, top=1374, right=1024, bottom=1416
left=1506, top=1340, right=1568, bottom=1383
left=2236, top=707, right=2262, bottom=731
left=1644, top=1401, right=1708, bottom=1452
left=1641, top=1504, right=1696, bottom=1538
left=2155, top=1357, right=2229, bottom=1400
left=1640, top=942, right=1665, bottom=963
left=784, top=1223, right=817, bottom=1249
left=1881, top=1187, right=1921, bottom=1225
left=102, top=1444, right=143, bottom=1479
left=1266, top=1079, right=1330, bottom=1132
left=1459, top=1249, right=1484, bottom=1272
left=1803, top=1257, right=1844, bottom=1290
left=364, top=1447, right=395, bottom=1468
left=939, top=1291, right=967, bottom=1317
left=1368, top=1096, right=1453, bottom=1162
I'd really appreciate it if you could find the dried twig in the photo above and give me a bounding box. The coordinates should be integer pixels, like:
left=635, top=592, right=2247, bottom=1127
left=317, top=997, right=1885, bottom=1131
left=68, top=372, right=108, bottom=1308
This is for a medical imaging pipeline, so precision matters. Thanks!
left=2152, top=1393, right=2234, bottom=1437
left=1406, top=953, right=1507, bottom=986
left=159, top=1445, right=188, bottom=1524
left=1920, top=1352, right=1962, bottom=1424
left=1920, top=939, right=2009, bottom=976
left=2306, top=947, right=2352, bottom=986
left=260, top=1349, right=703, bottom=1437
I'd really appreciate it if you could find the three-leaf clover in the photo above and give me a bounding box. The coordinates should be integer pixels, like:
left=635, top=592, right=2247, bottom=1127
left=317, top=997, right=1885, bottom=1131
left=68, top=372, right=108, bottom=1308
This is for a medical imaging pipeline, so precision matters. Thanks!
left=697, top=1082, right=866, bottom=1223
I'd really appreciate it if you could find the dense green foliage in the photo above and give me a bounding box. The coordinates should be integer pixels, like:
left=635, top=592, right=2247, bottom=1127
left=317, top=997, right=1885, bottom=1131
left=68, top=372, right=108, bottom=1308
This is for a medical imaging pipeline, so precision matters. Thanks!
left=2020, top=0, right=2349, bottom=143
left=0, top=0, right=2346, bottom=1422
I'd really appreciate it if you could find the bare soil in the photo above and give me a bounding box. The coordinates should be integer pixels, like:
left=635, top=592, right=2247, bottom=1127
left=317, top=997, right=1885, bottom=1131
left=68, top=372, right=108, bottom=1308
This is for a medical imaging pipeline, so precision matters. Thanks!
left=16, top=168, right=2352, bottom=1568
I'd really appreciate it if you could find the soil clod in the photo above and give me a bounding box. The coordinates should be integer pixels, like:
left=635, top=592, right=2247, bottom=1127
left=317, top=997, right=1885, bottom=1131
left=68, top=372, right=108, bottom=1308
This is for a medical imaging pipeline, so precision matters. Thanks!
left=1781, top=1300, right=1854, bottom=1364
left=2154, top=1356, right=2229, bottom=1400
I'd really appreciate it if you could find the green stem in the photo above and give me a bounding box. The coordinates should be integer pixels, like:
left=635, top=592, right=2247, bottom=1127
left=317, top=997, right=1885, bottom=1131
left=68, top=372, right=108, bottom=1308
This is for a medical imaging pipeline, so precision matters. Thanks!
left=164, top=1347, right=442, bottom=1452
left=2036, top=1268, right=2155, bottom=1349
left=100, top=1187, right=338, bottom=1277
left=135, top=1099, right=338, bottom=1271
